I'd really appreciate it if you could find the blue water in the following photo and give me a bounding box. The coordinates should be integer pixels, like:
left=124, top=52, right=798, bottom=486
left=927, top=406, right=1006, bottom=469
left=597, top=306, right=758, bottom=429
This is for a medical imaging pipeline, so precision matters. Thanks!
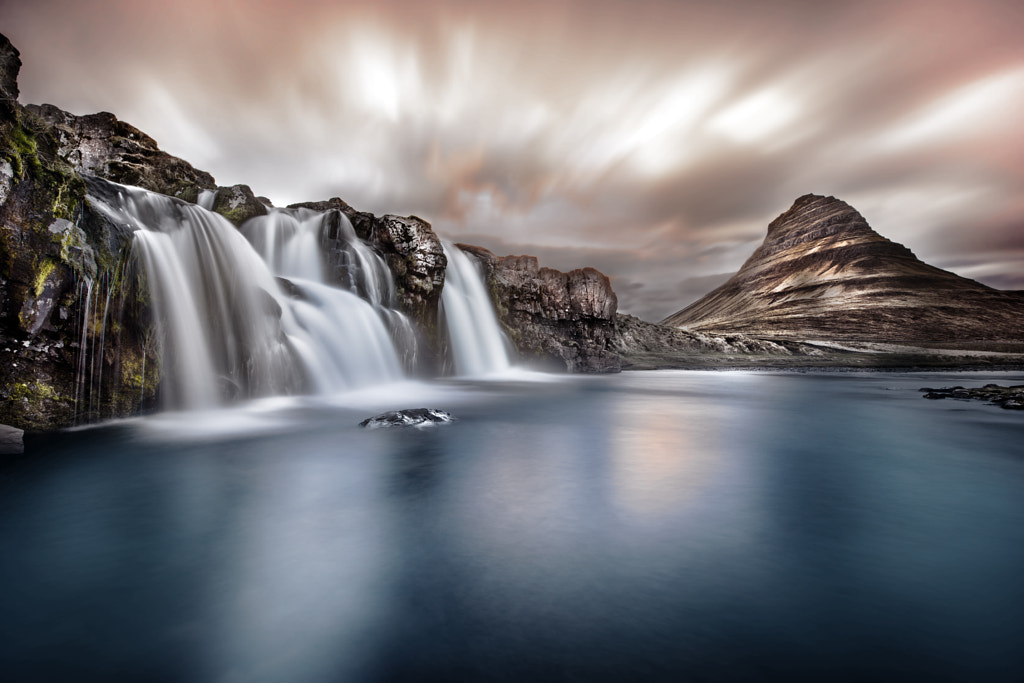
left=2, top=371, right=1024, bottom=682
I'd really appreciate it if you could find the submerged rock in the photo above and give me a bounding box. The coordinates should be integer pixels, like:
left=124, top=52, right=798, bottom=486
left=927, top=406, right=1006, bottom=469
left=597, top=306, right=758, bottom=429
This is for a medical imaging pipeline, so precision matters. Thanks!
left=359, top=408, right=454, bottom=428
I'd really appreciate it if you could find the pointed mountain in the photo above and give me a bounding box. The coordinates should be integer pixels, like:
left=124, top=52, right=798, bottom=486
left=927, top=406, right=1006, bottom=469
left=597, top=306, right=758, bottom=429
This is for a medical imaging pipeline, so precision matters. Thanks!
left=661, top=194, right=1024, bottom=341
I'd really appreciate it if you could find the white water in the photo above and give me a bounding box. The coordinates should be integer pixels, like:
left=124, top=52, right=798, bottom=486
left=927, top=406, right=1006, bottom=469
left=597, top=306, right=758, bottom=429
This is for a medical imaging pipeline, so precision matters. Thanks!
left=89, top=181, right=405, bottom=409
left=241, top=207, right=419, bottom=372
left=441, top=241, right=512, bottom=376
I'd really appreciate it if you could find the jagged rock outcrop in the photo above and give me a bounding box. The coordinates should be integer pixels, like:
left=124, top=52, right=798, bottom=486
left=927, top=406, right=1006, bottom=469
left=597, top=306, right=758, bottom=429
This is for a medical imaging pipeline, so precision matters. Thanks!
left=25, top=104, right=215, bottom=202
left=663, top=194, right=1024, bottom=341
left=371, top=215, right=447, bottom=360
left=1, top=33, right=158, bottom=431
left=288, top=197, right=376, bottom=239
left=209, top=183, right=267, bottom=226
left=457, top=244, right=621, bottom=372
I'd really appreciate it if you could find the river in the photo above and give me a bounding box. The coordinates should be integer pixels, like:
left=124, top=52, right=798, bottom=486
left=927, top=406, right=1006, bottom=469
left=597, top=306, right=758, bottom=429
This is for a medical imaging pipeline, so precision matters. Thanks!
left=2, top=370, right=1023, bottom=681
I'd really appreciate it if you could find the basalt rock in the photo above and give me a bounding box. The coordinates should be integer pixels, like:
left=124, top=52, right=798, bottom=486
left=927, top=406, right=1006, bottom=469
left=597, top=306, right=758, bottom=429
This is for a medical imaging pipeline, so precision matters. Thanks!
left=210, top=184, right=267, bottom=226
left=456, top=244, right=621, bottom=372
left=359, top=408, right=454, bottom=428
left=0, top=34, right=20, bottom=121
left=662, top=194, right=1024, bottom=342
left=1, top=33, right=158, bottom=431
left=24, top=103, right=215, bottom=202
left=371, top=214, right=447, bottom=365
left=920, top=384, right=1024, bottom=410
left=288, top=197, right=375, bottom=240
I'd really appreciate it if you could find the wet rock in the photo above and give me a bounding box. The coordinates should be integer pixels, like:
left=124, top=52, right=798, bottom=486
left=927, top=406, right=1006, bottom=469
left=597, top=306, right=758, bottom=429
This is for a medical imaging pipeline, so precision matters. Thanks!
left=371, top=215, right=447, bottom=366
left=456, top=244, right=621, bottom=373
left=920, top=384, right=1024, bottom=410
left=210, top=184, right=267, bottom=226
left=1, top=34, right=159, bottom=431
left=359, top=408, right=454, bottom=428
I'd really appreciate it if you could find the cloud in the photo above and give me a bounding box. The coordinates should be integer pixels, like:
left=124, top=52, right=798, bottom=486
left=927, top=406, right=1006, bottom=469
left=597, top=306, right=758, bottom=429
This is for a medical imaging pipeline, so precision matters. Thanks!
left=2, top=0, right=1023, bottom=319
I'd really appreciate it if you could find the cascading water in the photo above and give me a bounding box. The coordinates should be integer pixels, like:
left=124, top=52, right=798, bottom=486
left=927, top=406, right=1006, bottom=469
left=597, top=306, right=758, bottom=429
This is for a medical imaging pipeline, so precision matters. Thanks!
left=87, top=180, right=405, bottom=410
left=241, top=208, right=419, bottom=371
left=440, top=241, right=512, bottom=376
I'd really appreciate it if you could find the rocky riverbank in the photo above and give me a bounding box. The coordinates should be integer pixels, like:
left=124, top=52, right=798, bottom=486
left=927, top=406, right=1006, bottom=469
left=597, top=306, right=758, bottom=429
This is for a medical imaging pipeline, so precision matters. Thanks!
left=921, top=384, right=1024, bottom=410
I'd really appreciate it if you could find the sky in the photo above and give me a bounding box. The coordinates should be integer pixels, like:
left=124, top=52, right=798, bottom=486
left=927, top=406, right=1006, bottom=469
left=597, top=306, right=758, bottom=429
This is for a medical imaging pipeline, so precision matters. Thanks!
left=3, top=0, right=1023, bottom=320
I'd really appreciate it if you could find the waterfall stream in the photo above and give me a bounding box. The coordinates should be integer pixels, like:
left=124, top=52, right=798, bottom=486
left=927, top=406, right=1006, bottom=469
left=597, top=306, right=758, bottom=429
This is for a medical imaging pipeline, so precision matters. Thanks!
left=441, top=241, right=512, bottom=376
left=88, top=181, right=405, bottom=410
left=81, top=179, right=519, bottom=415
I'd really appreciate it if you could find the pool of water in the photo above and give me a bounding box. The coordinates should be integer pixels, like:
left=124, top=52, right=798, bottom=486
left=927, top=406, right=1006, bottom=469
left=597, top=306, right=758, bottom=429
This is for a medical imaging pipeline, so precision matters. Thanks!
left=2, top=370, right=1023, bottom=681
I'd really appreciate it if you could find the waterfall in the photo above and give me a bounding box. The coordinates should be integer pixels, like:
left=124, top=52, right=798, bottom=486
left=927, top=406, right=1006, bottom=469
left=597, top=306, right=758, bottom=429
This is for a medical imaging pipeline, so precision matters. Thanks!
left=440, top=241, right=512, bottom=376
left=87, top=180, right=405, bottom=410
left=241, top=207, right=419, bottom=372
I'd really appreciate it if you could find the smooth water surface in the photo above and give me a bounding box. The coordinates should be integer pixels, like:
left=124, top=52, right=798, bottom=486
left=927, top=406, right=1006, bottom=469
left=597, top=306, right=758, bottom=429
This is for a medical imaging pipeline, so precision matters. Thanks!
left=2, top=371, right=1024, bottom=682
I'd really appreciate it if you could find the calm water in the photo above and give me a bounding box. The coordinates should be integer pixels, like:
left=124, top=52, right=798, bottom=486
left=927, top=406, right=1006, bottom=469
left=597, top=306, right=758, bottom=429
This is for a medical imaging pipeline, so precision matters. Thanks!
left=2, top=370, right=1024, bottom=682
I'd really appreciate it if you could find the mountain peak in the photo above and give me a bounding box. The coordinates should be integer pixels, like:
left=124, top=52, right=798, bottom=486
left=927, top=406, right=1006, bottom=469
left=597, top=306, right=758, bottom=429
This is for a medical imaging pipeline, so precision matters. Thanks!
left=661, top=195, right=1024, bottom=342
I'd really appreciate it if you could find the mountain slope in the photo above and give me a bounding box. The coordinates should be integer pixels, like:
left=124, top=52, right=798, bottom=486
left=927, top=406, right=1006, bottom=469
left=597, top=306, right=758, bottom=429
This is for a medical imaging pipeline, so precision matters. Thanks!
left=662, top=194, right=1024, bottom=341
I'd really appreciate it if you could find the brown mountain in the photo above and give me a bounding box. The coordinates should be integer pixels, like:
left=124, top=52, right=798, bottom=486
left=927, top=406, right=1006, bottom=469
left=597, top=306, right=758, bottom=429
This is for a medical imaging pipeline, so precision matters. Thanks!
left=661, top=194, right=1024, bottom=342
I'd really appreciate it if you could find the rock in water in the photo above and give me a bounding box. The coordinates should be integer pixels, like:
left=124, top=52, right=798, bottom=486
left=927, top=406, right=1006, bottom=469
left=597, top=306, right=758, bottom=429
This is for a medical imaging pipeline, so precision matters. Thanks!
left=359, top=408, right=454, bottom=428
left=920, top=384, right=1024, bottom=409
left=661, top=194, right=1024, bottom=342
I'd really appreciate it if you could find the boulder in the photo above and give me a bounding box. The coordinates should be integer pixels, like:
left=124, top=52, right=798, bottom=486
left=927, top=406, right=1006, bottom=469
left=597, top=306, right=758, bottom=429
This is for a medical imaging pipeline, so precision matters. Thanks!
left=210, top=184, right=267, bottom=226
left=359, top=408, right=454, bottom=428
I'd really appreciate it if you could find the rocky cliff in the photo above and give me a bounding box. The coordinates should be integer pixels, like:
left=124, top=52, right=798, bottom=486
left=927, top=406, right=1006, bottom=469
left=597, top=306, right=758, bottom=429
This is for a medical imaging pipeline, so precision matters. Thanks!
left=456, top=244, right=621, bottom=372
left=662, top=194, right=1024, bottom=341
left=1, top=35, right=158, bottom=430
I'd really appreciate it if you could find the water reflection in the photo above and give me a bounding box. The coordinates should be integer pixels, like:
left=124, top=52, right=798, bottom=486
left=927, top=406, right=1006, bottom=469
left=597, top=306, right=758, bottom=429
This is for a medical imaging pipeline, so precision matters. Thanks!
left=3, top=371, right=1024, bottom=681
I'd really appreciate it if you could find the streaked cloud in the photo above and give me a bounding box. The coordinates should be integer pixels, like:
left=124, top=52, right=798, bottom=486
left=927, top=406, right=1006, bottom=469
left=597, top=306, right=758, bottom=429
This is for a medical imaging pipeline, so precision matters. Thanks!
left=3, top=0, right=1022, bottom=320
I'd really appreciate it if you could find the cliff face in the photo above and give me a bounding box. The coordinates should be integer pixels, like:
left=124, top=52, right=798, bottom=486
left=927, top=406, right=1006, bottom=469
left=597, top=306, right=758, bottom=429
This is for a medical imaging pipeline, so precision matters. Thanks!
left=662, top=194, right=1024, bottom=341
left=456, top=244, right=621, bottom=372
left=1, top=35, right=158, bottom=431
left=26, top=103, right=215, bottom=203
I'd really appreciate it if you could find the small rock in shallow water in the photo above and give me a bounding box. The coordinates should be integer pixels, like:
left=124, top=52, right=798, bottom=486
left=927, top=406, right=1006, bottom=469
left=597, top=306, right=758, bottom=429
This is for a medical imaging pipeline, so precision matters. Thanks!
left=359, top=408, right=454, bottom=428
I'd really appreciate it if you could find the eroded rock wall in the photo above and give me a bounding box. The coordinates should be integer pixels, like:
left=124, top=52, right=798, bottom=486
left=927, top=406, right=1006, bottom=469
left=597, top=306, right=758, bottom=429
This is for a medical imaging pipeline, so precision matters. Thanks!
left=456, top=244, right=621, bottom=372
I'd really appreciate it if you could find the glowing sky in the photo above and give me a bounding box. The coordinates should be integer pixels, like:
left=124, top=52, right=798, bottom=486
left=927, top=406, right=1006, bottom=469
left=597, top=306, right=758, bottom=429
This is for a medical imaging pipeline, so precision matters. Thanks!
left=3, top=0, right=1023, bottom=320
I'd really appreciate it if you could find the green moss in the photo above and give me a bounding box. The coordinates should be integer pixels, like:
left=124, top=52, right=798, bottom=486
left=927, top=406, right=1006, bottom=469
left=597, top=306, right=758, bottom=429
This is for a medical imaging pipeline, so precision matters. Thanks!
left=8, top=380, right=61, bottom=403
left=33, top=258, right=57, bottom=297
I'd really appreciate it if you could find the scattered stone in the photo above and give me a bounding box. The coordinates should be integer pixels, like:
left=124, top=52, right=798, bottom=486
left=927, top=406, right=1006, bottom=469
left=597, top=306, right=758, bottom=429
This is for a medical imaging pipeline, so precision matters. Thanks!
left=359, top=408, right=454, bottom=428
left=920, top=384, right=1024, bottom=410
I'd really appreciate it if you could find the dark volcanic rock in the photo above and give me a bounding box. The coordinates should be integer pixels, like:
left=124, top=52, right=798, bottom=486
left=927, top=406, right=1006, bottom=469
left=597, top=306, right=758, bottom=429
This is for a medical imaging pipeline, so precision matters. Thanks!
left=662, top=194, right=1024, bottom=342
left=371, top=215, right=447, bottom=363
left=1, top=34, right=158, bottom=431
left=359, top=408, right=454, bottom=428
left=288, top=197, right=375, bottom=240
left=456, top=244, right=621, bottom=372
left=920, top=384, right=1024, bottom=410
left=210, top=184, right=267, bottom=226
left=0, top=34, right=20, bottom=120
left=24, top=103, right=215, bottom=201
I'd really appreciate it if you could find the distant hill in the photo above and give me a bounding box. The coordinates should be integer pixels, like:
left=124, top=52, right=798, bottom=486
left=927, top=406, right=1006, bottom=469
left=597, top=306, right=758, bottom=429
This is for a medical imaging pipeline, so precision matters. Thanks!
left=661, top=194, right=1024, bottom=341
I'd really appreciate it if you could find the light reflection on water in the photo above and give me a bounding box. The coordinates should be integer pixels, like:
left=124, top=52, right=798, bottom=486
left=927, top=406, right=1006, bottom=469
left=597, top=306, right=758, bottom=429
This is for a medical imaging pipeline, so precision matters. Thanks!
left=2, top=371, right=1024, bottom=681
